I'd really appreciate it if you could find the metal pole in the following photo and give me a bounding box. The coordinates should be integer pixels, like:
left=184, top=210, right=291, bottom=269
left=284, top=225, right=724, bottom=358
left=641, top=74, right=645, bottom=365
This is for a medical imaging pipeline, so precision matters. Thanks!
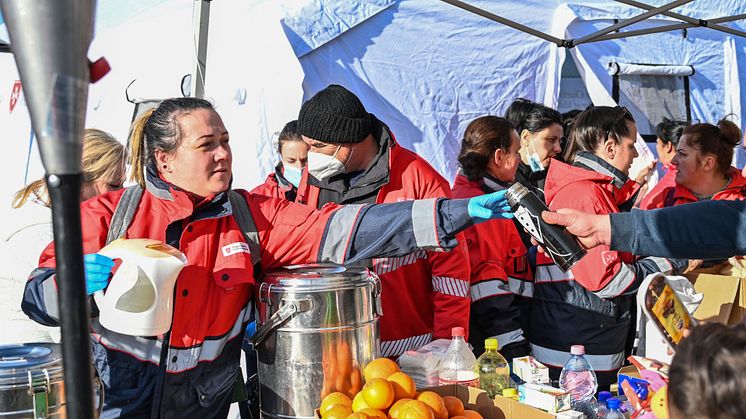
left=614, top=0, right=746, bottom=38
left=191, top=0, right=211, bottom=98
left=0, top=1, right=95, bottom=418
left=573, top=0, right=694, bottom=46
left=439, top=0, right=567, bottom=47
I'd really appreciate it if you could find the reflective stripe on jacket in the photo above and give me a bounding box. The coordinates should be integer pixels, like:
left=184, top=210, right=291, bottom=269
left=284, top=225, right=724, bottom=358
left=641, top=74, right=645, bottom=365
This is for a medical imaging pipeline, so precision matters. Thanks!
left=531, top=156, right=683, bottom=387
left=452, top=173, right=531, bottom=359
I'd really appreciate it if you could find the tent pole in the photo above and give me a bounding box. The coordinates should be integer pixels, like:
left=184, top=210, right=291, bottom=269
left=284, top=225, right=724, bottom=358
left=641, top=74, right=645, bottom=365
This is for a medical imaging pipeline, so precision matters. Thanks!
left=439, top=0, right=567, bottom=47
left=614, top=0, right=746, bottom=39
left=573, top=0, right=693, bottom=46
left=191, top=0, right=211, bottom=99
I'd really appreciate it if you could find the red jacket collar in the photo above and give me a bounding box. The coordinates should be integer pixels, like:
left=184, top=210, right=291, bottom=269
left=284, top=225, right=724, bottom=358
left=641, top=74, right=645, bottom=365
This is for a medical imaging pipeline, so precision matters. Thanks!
left=545, top=158, right=640, bottom=206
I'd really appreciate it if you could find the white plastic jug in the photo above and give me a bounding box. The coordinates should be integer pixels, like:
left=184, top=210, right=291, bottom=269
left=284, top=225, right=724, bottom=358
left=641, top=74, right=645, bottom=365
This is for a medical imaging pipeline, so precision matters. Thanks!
left=94, top=238, right=187, bottom=336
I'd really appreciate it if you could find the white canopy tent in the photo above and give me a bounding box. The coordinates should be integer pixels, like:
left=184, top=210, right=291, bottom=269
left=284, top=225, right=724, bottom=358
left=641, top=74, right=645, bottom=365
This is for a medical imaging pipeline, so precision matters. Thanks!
left=1, top=0, right=745, bottom=231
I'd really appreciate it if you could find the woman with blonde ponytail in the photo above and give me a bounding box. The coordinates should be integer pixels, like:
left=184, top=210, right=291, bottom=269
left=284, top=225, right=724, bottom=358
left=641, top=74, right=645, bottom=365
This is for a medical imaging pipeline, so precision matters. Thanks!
left=1, top=128, right=125, bottom=344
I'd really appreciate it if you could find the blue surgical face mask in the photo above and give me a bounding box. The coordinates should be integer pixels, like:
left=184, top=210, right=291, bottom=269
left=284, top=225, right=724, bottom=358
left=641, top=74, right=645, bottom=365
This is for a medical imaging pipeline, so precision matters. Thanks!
left=282, top=163, right=302, bottom=188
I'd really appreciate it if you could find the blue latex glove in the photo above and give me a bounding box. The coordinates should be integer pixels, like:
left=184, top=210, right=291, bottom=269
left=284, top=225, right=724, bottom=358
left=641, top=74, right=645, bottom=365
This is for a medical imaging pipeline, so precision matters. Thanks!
left=84, top=253, right=115, bottom=295
left=467, top=190, right=514, bottom=223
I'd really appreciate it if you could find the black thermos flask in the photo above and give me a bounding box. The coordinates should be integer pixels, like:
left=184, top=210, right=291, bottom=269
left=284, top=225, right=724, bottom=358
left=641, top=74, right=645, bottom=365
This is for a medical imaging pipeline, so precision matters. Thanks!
left=505, top=183, right=586, bottom=272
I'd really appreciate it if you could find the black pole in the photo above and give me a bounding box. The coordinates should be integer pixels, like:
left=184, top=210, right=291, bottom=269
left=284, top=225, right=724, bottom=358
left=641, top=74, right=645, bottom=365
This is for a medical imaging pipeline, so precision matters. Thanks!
left=47, top=173, right=95, bottom=419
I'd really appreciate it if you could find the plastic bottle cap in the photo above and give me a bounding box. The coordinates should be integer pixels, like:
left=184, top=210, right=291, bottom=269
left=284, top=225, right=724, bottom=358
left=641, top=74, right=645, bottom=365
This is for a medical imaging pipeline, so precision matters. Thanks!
left=502, top=388, right=518, bottom=397
left=598, top=391, right=613, bottom=403
left=607, top=398, right=621, bottom=410
left=484, top=338, right=498, bottom=350
left=570, top=345, right=585, bottom=355
left=452, top=327, right=465, bottom=337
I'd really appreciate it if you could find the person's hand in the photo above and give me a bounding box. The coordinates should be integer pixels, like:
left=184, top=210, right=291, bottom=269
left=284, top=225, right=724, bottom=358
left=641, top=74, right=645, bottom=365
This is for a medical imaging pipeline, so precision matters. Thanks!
left=684, top=259, right=703, bottom=274
left=84, top=253, right=115, bottom=295
left=537, top=208, right=611, bottom=249
left=635, top=160, right=657, bottom=184
left=467, top=190, right=513, bottom=223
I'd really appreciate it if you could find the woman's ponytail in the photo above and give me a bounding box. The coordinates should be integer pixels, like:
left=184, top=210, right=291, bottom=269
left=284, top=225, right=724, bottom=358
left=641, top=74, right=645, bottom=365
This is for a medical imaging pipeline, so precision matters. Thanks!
left=128, top=108, right=155, bottom=188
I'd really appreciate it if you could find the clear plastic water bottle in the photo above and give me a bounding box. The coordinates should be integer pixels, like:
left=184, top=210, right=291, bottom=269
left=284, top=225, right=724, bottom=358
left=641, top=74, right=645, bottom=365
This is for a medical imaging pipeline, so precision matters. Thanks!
left=605, top=398, right=625, bottom=419
left=438, top=327, right=479, bottom=387
left=594, top=390, right=613, bottom=418
left=559, top=345, right=598, bottom=417
left=474, top=338, right=510, bottom=397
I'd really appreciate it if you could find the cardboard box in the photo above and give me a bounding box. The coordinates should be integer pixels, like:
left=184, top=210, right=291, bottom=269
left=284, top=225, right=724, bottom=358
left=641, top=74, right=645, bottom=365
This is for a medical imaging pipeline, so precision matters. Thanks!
left=512, top=356, right=550, bottom=384
left=685, top=273, right=746, bottom=325
left=427, top=385, right=570, bottom=419
left=517, top=384, right=571, bottom=414
left=424, top=385, right=502, bottom=419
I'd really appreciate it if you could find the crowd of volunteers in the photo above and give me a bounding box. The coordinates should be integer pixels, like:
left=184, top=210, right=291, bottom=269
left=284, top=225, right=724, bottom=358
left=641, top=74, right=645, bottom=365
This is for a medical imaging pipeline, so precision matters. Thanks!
left=2, top=83, right=746, bottom=418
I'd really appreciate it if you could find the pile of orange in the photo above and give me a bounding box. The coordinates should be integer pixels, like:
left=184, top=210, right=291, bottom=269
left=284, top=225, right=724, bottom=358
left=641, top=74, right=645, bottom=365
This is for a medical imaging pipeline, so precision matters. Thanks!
left=319, top=357, right=485, bottom=419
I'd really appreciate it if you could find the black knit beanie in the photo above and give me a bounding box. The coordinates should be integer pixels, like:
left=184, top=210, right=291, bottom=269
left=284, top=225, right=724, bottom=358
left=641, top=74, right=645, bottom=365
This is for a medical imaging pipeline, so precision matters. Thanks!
left=297, top=84, right=372, bottom=144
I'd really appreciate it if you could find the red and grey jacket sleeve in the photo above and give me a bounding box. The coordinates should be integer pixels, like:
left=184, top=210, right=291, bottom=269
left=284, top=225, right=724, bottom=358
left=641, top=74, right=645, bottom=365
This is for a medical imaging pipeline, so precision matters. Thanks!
left=427, top=235, right=471, bottom=340
left=253, top=194, right=473, bottom=269
left=22, top=195, right=115, bottom=326
left=550, top=183, right=686, bottom=298
left=465, top=221, right=528, bottom=354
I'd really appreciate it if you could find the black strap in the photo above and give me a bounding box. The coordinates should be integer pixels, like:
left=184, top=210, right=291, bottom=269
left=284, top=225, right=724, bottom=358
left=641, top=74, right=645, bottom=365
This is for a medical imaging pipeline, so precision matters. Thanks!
left=227, top=191, right=262, bottom=279
left=105, top=185, right=144, bottom=245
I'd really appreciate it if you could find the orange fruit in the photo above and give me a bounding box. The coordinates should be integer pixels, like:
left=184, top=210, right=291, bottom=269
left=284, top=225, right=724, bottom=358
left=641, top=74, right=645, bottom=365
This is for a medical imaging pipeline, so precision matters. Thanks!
left=321, top=393, right=353, bottom=414
left=416, top=392, right=447, bottom=419
left=347, top=413, right=370, bottom=419
left=388, top=398, right=414, bottom=419
left=359, top=408, right=388, bottom=419
left=386, top=372, right=416, bottom=400
left=442, top=396, right=464, bottom=417
left=363, top=358, right=400, bottom=381
left=461, top=410, right=483, bottom=419
left=450, top=416, right=468, bottom=419
left=323, top=405, right=353, bottom=419
left=361, top=378, right=395, bottom=410
left=352, top=392, right=372, bottom=412
left=398, top=400, right=435, bottom=419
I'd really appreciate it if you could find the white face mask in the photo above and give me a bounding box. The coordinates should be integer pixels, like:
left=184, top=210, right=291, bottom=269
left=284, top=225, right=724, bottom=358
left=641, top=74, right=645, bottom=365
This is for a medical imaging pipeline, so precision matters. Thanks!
left=307, top=146, right=346, bottom=181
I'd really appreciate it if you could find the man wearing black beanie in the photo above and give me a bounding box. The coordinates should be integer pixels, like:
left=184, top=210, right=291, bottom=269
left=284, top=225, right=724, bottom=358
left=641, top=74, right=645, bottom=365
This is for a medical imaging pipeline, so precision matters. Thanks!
left=295, top=84, right=471, bottom=359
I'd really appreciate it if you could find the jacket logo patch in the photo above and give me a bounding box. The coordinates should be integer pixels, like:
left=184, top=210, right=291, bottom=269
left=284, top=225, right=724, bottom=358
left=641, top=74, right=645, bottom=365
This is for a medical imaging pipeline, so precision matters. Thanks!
left=601, top=251, right=616, bottom=266
left=222, top=242, right=250, bottom=257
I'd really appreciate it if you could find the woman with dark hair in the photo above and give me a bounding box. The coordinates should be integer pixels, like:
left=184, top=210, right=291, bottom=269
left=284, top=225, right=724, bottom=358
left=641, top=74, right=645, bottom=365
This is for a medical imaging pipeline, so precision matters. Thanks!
left=639, top=118, right=688, bottom=209
left=252, top=120, right=309, bottom=201
left=643, top=119, right=745, bottom=208
left=451, top=116, right=532, bottom=359
left=531, top=106, right=688, bottom=388
left=504, top=98, right=563, bottom=200
left=19, top=97, right=512, bottom=418
left=668, top=323, right=746, bottom=418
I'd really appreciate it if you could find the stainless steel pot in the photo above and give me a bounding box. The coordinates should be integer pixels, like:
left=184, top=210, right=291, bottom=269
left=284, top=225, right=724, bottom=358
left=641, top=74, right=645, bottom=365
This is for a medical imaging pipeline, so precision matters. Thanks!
left=253, top=264, right=382, bottom=419
left=0, top=343, right=102, bottom=418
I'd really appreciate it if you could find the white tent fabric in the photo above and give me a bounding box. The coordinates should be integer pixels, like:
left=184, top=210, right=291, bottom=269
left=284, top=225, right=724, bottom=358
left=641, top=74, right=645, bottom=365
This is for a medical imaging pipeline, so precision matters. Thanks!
left=1, top=0, right=746, bottom=224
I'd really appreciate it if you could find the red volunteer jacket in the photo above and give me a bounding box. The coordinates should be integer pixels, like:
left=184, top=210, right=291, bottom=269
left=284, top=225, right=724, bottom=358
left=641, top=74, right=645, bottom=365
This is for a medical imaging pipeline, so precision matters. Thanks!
left=639, top=164, right=677, bottom=210
left=643, top=167, right=746, bottom=209
left=296, top=118, right=471, bottom=358
left=451, top=173, right=532, bottom=359
left=251, top=163, right=297, bottom=201
left=532, top=155, right=684, bottom=387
